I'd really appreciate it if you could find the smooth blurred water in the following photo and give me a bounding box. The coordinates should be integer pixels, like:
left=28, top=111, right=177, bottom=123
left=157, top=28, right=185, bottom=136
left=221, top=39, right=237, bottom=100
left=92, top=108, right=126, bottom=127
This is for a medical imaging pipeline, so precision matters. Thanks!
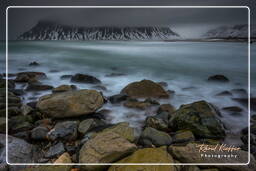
left=1, top=40, right=255, bottom=136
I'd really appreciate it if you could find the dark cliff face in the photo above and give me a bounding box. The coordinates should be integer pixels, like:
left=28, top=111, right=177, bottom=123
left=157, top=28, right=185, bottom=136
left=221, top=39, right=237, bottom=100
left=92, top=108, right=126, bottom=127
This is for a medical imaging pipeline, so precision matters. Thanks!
left=17, top=21, right=180, bottom=41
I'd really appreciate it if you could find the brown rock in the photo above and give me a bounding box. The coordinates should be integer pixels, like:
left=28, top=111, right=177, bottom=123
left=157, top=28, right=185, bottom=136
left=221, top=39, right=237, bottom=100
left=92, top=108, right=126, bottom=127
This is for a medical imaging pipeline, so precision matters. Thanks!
left=37, top=90, right=104, bottom=118
left=121, top=80, right=169, bottom=98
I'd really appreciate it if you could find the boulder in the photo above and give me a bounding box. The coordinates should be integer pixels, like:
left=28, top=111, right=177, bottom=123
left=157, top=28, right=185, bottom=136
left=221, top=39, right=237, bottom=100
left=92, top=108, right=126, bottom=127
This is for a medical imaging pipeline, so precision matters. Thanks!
left=71, top=73, right=101, bottom=84
left=36, top=89, right=104, bottom=118
left=21, top=104, right=33, bottom=115
left=139, top=127, right=172, bottom=147
left=26, top=83, right=53, bottom=91
left=157, top=104, right=175, bottom=115
left=222, top=106, right=243, bottom=113
left=29, top=61, right=40, bottom=66
left=207, top=75, right=229, bottom=82
left=0, top=134, right=38, bottom=163
left=52, top=85, right=77, bottom=93
left=232, top=97, right=256, bottom=111
left=8, top=115, right=34, bottom=133
left=92, top=85, right=107, bottom=91
left=215, top=91, right=232, bottom=96
left=79, top=131, right=136, bottom=170
left=108, top=94, right=128, bottom=104
left=15, top=72, right=46, bottom=83
left=172, top=130, right=195, bottom=144
left=99, top=122, right=136, bottom=142
left=60, top=75, right=72, bottom=80
left=47, top=121, right=78, bottom=141
left=54, top=152, right=72, bottom=164
left=121, top=80, right=169, bottom=98
left=44, top=142, right=65, bottom=158
left=168, top=143, right=256, bottom=171
left=108, top=147, right=177, bottom=171
left=124, top=100, right=153, bottom=110
left=145, top=113, right=169, bottom=131
left=31, top=126, right=49, bottom=140
left=169, top=101, right=226, bottom=139
left=78, top=118, right=105, bottom=134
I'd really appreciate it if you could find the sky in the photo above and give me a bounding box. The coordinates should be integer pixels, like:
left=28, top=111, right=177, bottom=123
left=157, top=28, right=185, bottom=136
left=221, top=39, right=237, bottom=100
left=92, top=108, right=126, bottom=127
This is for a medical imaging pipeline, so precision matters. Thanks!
left=1, top=0, right=255, bottom=40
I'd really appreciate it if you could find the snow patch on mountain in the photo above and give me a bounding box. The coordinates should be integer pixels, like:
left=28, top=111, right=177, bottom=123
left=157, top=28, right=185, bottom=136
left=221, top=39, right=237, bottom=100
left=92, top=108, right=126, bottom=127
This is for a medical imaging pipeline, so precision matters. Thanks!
left=203, top=24, right=256, bottom=39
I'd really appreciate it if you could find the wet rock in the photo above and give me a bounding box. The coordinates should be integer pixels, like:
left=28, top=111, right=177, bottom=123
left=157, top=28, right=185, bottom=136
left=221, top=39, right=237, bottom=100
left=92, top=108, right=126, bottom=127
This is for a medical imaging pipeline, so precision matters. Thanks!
left=9, top=115, right=34, bottom=133
left=54, top=152, right=72, bottom=164
left=108, top=94, right=128, bottom=104
left=13, top=131, right=30, bottom=141
left=1, top=107, right=20, bottom=117
left=105, top=72, right=125, bottom=77
left=139, top=127, right=172, bottom=147
left=231, top=88, right=247, bottom=96
left=168, top=143, right=256, bottom=171
left=169, top=101, right=226, bottom=139
left=145, top=113, right=169, bottom=131
left=92, top=85, right=107, bottom=91
left=26, top=83, right=53, bottom=91
left=172, top=130, right=195, bottom=144
left=26, top=101, right=37, bottom=109
left=0, top=78, right=15, bottom=89
left=0, top=134, right=38, bottom=163
left=37, top=89, right=104, bottom=118
left=99, top=122, right=136, bottom=142
left=60, top=75, right=72, bottom=80
left=31, top=126, right=49, bottom=140
left=232, top=97, right=256, bottom=111
left=52, top=84, right=76, bottom=93
left=121, top=80, right=169, bottom=98
left=157, top=81, right=168, bottom=87
left=15, top=72, right=46, bottom=83
left=44, top=142, right=65, bottom=158
left=108, top=147, right=176, bottom=171
left=0, top=117, right=6, bottom=133
left=182, top=86, right=197, bottom=91
left=157, top=104, right=175, bottom=115
left=215, top=91, right=232, bottom=96
left=124, top=99, right=153, bottom=110
left=71, top=73, right=101, bottom=84
left=29, top=61, right=40, bottom=66
left=21, top=104, right=33, bottom=115
left=47, top=121, right=78, bottom=141
left=207, top=75, right=229, bottom=82
left=222, top=106, right=243, bottom=113
left=79, top=131, right=136, bottom=170
left=78, top=118, right=105, bottom=134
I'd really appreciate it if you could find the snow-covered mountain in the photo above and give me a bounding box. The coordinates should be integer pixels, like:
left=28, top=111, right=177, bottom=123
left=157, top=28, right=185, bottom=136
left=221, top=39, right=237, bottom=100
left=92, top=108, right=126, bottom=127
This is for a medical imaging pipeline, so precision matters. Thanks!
left=18, top=21, right=180, bottom=41
left=203, top=24, right=256, bottom=39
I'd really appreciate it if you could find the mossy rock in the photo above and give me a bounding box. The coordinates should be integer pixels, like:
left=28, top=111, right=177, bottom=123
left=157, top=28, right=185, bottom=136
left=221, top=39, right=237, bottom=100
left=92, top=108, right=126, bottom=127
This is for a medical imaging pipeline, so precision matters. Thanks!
left=108, top=147, right=177, bottom=171
left=100, top=122, right=136, bottom=142
left=169, top=101, right=225, bottom=139
left=173, top=130, right=195, bottom=143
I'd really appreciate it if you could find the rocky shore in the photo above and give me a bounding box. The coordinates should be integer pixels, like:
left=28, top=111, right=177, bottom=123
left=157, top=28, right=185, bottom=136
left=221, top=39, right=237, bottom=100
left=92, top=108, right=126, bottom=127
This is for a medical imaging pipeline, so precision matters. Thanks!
left=0, top=66, right=255, bottom=171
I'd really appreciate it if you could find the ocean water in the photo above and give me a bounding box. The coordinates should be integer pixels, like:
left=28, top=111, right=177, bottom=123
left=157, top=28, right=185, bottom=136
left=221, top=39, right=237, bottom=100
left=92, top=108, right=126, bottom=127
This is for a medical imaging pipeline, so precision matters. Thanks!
left=1, top=41, right=255, bottom=137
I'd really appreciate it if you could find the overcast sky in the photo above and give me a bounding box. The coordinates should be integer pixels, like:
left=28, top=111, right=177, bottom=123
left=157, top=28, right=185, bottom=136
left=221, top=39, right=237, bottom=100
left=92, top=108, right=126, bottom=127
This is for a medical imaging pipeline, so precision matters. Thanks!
left=1, top=0, right=255, bottom=40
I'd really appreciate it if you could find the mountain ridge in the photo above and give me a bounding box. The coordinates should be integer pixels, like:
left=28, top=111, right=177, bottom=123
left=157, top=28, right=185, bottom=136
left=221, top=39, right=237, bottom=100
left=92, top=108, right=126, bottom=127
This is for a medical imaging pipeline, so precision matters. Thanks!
left=18, top=20, right=181, bottom=41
